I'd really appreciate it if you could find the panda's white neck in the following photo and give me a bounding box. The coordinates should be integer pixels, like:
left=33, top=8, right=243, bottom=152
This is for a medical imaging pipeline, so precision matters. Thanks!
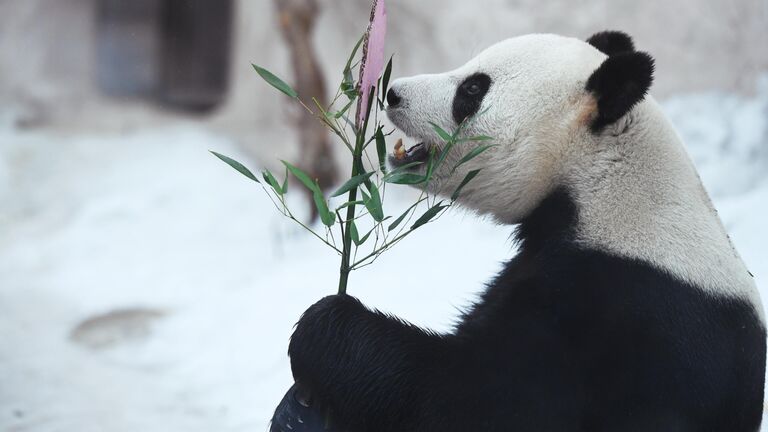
left=564, top=98, right=761, bottom=314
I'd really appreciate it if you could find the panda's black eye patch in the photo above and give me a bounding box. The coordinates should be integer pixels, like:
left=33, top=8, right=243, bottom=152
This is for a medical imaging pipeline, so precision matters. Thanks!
left=453, top=73, right=491, bottom=124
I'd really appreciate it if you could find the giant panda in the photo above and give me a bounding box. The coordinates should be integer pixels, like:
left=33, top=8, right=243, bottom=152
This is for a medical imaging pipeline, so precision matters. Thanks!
left=270, top=31, right=766, bottom=432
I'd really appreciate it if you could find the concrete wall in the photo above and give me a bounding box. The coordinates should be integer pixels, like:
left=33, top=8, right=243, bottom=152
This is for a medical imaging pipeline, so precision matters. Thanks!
left=0, top=0, right=97, bottom=127
left=1, top=0, right=766, bottom=130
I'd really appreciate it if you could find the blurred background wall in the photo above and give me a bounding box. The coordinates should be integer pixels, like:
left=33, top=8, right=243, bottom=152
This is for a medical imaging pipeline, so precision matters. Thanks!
left=2, top=0, right=767, bottom=130
left=2, top=0, right=766, bottom=188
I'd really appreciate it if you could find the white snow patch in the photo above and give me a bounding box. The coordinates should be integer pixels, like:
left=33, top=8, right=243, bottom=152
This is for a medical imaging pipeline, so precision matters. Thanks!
left=0, top=123, right=509, bottom=431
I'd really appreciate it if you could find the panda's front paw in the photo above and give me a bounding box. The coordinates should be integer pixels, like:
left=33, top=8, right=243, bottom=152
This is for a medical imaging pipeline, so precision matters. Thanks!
left=288, top=294, right=364, bottom=386
left=271, top=383, right=340, bottom=432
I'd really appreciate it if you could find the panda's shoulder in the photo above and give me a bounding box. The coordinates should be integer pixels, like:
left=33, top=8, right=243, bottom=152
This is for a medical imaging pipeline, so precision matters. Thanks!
left=461, top=182, right=763, bottom=339
left=476, top=245, right=764, bottom=362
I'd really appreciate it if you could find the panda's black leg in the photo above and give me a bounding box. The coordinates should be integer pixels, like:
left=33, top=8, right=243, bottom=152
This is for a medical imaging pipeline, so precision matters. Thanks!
left=270, top=383, right=343, bottom=432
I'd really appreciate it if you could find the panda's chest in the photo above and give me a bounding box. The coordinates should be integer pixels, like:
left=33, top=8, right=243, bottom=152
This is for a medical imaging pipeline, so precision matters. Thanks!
left=469, top=246, right=764, bottom=381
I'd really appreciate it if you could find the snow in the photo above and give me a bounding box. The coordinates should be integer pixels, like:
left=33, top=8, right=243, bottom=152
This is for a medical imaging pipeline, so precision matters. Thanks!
left=1, top=84, right=767, bottom=431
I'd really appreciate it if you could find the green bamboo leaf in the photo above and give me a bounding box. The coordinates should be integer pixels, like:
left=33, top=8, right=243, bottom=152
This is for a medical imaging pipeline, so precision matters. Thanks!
left=334, top=98, right=356, bottom=119
left=375, top=127, right=387, bottom=174
left=313, top=192, right=336, bottom=227
left=382, top=160, right=425, bottom=184
left=411, top=203, right=448, bottom=229
left=252, top=64, right=298, bottom=98
left=453, top=144, right=497, bottom=171
left=383, top=161, right=424, bottom=177
left=210, top=151, right=260, bottom=183
left=433, top=140, right=456, bottom=171
left=429, top=122, right=453, bottom=143
left=343, top=65, right=355, bottom=85
left=376, top=76, right=385, bottom=110
left=343, top=35, right=364, bottom=77
left=363, top=183, right=384, bottom=222
left=331, top=172, right=375, bottom=197
left=349, top=220, right=360, bottom=245
left=349, top=220, right=374, bottom=246
left=381, top=56, right=393, bottom=102
left=424, top=146, right=438, bottom=180
left=384, top=172, right=425, bottom=185
left=357, top=228, right=373, bottom=245
left=341, top=36, right=364, bottom=101
left=388, top=200, right=424, bottom=232
left=262, top=169, right=283, bottom=195
left=343, top=86, right=358, bottom=100
left=451, top=169, right=481, bottom=201
left=281, top=166, right=289, bottom=194
left=282, top=161, right=321, bottom=195
left=341, top=78, right=357, bottom=100
left=342, top=70, right=354, bottom=89
left=336, top=200, right=365, bottom=211
left=458, top=135, right=494, bottom=142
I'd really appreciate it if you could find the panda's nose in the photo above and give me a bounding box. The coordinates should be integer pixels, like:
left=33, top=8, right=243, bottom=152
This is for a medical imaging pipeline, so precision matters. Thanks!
left=386, top=88, right=402, bottom=108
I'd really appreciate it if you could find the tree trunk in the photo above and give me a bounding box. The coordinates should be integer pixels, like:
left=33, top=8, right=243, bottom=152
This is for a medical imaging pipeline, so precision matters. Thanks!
left=274, top=0, right=338, bottom=221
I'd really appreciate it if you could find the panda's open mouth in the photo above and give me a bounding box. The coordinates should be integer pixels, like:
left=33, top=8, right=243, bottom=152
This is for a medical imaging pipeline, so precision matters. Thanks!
left=388, top=141, right=430, bottom=169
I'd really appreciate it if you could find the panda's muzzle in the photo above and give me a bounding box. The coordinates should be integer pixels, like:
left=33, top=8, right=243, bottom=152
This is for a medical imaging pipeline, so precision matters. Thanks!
left=384, top=86, right=433, bottom=169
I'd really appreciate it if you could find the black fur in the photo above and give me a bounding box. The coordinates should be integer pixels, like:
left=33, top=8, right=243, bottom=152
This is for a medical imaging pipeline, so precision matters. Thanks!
left=587, top=31, right=635, bottom=56
left=586, top=51, right=655, bottom=132
left=452, top=73, right=491, bottom=124
left=386, top=88, right=402, bottom=108
left=271, top=384, right=330, bottom=431
left=271, top=188, right=765, bottom=432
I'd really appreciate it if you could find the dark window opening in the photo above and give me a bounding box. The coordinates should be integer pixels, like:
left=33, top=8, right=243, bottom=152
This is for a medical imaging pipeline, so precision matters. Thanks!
left=96, top=0, right=233, bottom=113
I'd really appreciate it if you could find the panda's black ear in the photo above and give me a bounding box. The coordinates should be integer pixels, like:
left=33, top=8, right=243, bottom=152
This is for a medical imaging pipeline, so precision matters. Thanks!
left=585, top=51, right=654, bottom=132
left=587, top=31, right=635, bottom=56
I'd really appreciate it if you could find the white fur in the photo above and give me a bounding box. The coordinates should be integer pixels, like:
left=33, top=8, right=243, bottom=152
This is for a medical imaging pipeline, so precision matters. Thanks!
left=569, top=98, right=761, bottom=316
left=386, top=34, right=763, bottom=319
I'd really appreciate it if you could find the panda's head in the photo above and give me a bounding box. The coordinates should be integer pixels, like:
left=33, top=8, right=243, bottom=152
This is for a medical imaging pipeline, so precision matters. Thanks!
left=386, top=31, right=654, bottom=224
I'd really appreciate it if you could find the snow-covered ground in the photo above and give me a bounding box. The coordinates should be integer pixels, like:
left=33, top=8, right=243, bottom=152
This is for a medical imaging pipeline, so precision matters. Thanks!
left=1, top=84, right=767, bottom=431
